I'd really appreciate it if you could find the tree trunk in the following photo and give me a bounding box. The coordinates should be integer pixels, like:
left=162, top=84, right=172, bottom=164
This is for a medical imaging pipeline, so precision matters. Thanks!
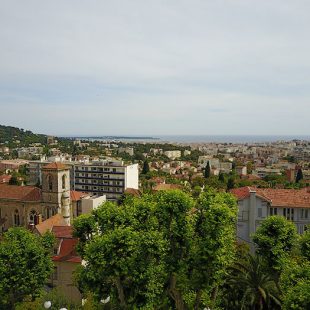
left=115, top=277, right=127, bottom=309
left=194, top=289, right=202, bottom=310
left=168, top=274, right=188, bottom=310
left=211, top=286, right=218, bottom=306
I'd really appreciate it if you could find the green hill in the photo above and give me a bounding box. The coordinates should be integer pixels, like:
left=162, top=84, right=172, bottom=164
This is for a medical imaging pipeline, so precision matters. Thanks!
left=0, top=125, right=47, bottom=146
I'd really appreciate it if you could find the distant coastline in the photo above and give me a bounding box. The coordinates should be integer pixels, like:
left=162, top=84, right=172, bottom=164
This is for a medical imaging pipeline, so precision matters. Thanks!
left=62, top=135, right=310, bottom=144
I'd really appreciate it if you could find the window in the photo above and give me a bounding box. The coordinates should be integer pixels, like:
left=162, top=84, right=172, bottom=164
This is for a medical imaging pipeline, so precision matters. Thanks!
left=14, top=209, right=20, bottom=226
left=47, top=175, right=53, bottom=191
left=283, top=208, right=294, bottom=221
left=29, top=210, right=38, bottom=224
left=270, top=207, right=278, bottom=216
left=301, top=209, right=309, bottom=219
left=62, top=174, right=66, bottom=189
left=77, top=201, right=82, bottom=217
left=257, top=208, right=262, bottom=218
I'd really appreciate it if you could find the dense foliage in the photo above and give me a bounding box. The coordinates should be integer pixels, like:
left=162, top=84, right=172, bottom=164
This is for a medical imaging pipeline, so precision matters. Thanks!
left=0, top=228, right=55, bottom=309
left=73, top=189, right=238, bottom=309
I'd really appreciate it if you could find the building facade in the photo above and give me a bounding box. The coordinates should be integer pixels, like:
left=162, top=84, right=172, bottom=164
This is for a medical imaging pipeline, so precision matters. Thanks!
left=231, top=187, right=310, bottom=248
left=74, top=160, right=139, bottom=201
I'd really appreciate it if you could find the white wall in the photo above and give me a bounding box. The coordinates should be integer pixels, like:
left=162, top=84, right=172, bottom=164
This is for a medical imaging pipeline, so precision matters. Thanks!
left=125, top=164, right=139, bottom=189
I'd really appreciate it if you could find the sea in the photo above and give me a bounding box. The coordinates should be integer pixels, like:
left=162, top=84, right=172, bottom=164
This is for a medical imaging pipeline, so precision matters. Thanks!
left=70, top=135, right=310, bottom=144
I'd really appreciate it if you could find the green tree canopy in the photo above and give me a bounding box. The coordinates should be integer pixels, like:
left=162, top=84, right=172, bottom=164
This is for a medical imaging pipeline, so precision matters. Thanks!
left=252, top=216, right=298, bottom=273
left=0, top=228, right=54, bottom=309
left=74, top=189, right=238, bottom=310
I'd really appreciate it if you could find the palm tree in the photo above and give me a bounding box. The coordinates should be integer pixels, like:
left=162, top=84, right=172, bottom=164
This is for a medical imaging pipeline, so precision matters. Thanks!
left=223, top=255, right=281, bottom=310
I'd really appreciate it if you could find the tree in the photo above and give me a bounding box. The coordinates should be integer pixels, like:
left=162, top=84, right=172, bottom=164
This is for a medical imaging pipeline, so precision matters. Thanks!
left=74, top=190, right=238, bottom=310
left=226, top=177, right=235, bottom=191
left=0, top=228, right=54, bottom=309
left=296, top=168, right=303, bottom=183
left=280, top=260, right=310, bottom=310
left=204, top=161, right=211, bottom=179
left=190, top=190, right=238, bottom=309
left=9, top=174, right=21, bottom=185
left=252, top=216, right=298, bottom=273
left=218, top=172, right=225, bottom=182
left=222, top=254, right=281, bottom=310
left=300, top=228, right=310, bottom=260
left=141, top=159, right=150, bottom=174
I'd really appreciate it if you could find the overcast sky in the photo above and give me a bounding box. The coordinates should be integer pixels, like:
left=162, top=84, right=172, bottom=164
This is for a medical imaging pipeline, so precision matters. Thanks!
left=0, top=0, right=309, bottom=136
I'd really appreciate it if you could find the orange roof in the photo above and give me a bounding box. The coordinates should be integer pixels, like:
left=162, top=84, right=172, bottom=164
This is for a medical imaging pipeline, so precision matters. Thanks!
left=70, top=190, right=88, bottom=201
left=52, top=226, right=73, bottom=238
left=42, top=162, right=69, bottom=170
left=231, top=186, right=310, bottom=208
left=124, top=188, right=142, bottom=197
left=35, top=214, right=67, bottom=235
left=0, top=175, right=12, bottom=184
left=53, top=238, right=81, bottom=263
left=153, top=184, right=183, bottom=191
left=0, top=184, right=41, bottom=201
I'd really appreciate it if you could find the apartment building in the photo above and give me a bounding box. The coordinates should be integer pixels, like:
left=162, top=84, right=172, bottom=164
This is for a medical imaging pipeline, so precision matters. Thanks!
left=231, top=187, right=310, bottom=249
left=74, top=160, right=139, bottom=201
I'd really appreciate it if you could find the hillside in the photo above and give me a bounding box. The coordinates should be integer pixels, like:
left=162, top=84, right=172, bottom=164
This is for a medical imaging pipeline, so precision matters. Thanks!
left=0, top=125, right=47, bottom=146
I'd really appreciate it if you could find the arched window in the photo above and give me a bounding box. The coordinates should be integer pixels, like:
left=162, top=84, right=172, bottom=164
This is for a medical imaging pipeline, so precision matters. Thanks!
left=29, top=210, right=37, bottom=224
left=46, top=207, right=51, bottom=219
left=47, top=175, right=53, bottom=191
left=62, top=174, right=66, bottom=190
left=14, top=209, right=20, bottom=226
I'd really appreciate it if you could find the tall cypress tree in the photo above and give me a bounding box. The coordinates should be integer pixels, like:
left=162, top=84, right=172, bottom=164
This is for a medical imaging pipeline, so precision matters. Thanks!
left=296, top=168, right=303, bottom=183
left=204, top=161, right=211, bottom=179
left=142, top=160, right=150, bottom=175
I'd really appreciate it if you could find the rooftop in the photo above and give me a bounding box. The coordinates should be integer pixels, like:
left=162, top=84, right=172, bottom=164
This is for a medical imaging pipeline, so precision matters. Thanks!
left=231, top=186, right=310, bottom=208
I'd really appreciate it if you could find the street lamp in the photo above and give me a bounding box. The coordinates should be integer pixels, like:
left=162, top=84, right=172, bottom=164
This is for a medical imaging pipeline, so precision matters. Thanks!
left=43, top=301, right=67, bottom=310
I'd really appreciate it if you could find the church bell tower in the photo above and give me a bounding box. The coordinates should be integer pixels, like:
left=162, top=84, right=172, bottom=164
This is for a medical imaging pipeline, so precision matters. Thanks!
left=41, top=162, right=71, bottom=225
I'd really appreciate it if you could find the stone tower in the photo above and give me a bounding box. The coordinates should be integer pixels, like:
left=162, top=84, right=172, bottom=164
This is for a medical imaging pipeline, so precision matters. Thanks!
left=41, top=162, right=71, bottom=225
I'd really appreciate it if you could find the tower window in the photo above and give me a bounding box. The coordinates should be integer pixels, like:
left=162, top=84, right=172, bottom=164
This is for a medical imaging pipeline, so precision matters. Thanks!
left=14, top=209, right=20, bottom=226
left=62, top=174, right=66, bottom=190
left=48, top=175, right=53, bottom=191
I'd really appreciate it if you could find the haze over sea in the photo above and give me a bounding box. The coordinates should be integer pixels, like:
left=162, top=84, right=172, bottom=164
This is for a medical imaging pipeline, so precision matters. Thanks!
left=72, top=135, right=310, bottom=144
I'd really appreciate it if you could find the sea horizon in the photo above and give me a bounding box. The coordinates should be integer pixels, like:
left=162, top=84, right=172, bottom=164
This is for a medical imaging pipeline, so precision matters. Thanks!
left=61, top=134, right=310, bottom=144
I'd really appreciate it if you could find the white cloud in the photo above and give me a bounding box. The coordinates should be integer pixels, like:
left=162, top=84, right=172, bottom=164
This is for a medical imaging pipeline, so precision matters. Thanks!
left=0, top=0, right=309, bottom=135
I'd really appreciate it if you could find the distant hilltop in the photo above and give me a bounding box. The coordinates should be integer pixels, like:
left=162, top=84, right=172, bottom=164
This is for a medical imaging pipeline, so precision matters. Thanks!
left=0, top=124, right=47, bottom=146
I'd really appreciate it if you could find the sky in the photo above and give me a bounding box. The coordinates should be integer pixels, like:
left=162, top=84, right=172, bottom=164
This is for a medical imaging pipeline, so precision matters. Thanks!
left=0, top=0, right=310, bottom=136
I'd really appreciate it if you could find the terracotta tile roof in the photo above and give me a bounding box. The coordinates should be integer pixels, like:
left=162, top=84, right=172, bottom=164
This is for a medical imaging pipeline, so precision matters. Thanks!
left=153, top=184, right=183, bottom=191
left=53, top=238, right=81, bottom=263
left=35, top=214, right=67, bottom=235
left=231, top=186, right=310, bottom=208
left=42, top=162, right=69, bottom=170
left=0, top=175, right=11, bottom=184
left=70, top=190, right=88, bottom=201
left=52, top=226, right=73, bottom=238
left=124, top=188, right=142, bottom=197
left=0, top=184, right=42, bottom=201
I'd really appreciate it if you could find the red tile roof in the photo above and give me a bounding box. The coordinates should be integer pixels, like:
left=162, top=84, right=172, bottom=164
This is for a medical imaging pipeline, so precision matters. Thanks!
left=124, top=188, right=142, bottom=197
left=0, top=175, right=11, bottom=184
left=231, top=186, right=310, bottom=208
left=42, top=162, right=69, bottom=170
left=70, top=190, right=88, bottom=201
left=0, top=184, right=41, bottom=201
left=53, top=238, right=81, bottom=263
left=52, top=226, right=73, bottom=238
left=153, top=184, right=183, bottom=191
left=35, top=214, right=67, bottom=235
